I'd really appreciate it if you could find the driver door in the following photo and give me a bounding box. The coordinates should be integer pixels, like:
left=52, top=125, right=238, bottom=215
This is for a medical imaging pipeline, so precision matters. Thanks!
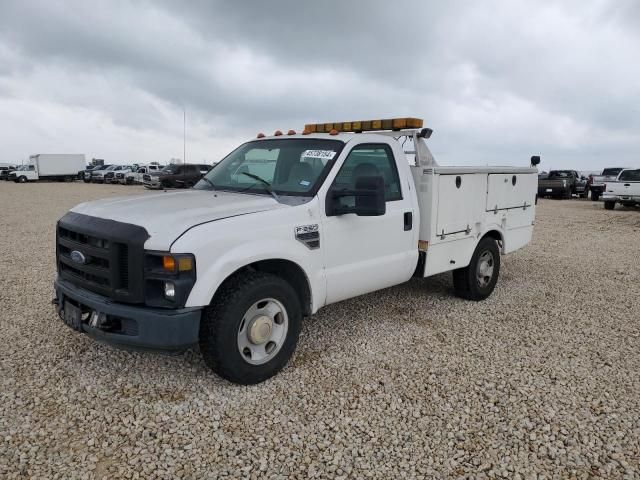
left=320, top=143, right=417, bottom=305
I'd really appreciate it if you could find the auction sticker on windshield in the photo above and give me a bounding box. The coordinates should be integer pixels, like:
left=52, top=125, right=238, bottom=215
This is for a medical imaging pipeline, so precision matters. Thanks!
left=302, top=150, right=337, bottom=160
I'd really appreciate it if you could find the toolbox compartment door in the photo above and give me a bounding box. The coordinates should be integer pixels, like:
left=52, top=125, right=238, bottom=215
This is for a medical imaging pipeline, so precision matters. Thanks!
left=486, top=173, right=536, bottom=211
left=436, top=174, right=485, bottom=236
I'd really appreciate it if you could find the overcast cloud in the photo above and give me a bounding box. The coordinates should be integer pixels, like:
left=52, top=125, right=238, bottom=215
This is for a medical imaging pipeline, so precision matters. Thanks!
left=0, top=0, right=639, bottom=170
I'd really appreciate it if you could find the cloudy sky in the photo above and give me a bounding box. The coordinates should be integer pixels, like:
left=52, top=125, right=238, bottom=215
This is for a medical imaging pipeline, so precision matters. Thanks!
left=1, top=0, right=638, bottom=171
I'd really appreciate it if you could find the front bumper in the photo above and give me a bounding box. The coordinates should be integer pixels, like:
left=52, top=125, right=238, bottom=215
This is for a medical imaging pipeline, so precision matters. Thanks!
left=144, top=178, right=162, bottom=188
left=602, top=193, right=640, bottom=203
left=54, top=277, right=201, bottom=352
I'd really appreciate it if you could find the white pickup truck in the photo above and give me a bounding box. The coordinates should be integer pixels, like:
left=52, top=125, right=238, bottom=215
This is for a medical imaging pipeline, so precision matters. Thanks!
left=121, top=164, right=164, bottom=184
left=53, top=118, right=538, bottom=384
left=603, top=168, right=640, bottom=210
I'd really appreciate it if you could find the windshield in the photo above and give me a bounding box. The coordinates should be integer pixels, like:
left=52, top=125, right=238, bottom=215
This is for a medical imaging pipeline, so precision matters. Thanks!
left=549, top=170, right=572, bottom=178
left=618, top=169, right=640, bottom=182
left=196, top=139, right=344, bottom=196
left=161, top=165, right=178, bottom=174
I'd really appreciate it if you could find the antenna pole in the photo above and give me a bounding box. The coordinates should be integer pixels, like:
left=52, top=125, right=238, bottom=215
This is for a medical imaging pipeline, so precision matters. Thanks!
left=183, top=108, right=186, bottom=164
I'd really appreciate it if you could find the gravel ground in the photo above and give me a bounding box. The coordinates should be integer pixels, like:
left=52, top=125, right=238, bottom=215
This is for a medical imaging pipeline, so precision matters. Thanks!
left=1, top=182, right=639, bottom=479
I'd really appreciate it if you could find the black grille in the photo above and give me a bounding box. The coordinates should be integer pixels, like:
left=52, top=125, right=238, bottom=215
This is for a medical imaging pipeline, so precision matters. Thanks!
left=143, top=174, right=151, bottom=182
left=116, top=173, right=125, bottom=179
left=57, top=212, right=149, bottom=303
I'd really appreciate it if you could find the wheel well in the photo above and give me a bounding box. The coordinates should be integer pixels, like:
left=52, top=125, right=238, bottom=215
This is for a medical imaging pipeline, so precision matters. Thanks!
left=482, top=230, right=504, bottom=251
left=216, top=259, right=312, bottom=316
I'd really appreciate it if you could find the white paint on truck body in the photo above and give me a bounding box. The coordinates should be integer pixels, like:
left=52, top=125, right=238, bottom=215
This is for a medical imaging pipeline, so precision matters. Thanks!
left=67, top=131, right=538, bottom=313
left=25, top=154, right=86, bottom=180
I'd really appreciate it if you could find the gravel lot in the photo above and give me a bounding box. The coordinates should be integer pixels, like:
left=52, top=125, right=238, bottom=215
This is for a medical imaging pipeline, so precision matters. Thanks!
left=1, top=182, right=639, bottom=479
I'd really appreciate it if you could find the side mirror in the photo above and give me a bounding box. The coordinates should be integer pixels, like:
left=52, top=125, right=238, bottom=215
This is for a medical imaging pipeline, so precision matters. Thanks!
left=326, top=176, right=386, bottom=217
left=530, top=155, right=541, bottom=166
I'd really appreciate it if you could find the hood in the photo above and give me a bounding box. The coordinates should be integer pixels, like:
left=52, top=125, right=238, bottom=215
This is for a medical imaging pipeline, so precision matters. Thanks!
left=70, top=190, right=285, bottom=250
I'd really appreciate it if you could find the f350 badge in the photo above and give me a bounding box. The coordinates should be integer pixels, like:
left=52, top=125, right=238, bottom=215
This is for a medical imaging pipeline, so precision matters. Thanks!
left=295, top=224, right=320, bottom=249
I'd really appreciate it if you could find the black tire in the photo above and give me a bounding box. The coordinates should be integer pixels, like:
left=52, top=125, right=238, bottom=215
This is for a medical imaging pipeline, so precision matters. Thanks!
left=604, top=201, right=615, bottom=210
left=579, top=189, right=588, bottom=199
left=199, top=271, right=302, bottom=384
left=452, top=236, right=501, bottom=301
left=591, top=191, right=600, bottom=201
left=18, top=176, right=27, bottom=183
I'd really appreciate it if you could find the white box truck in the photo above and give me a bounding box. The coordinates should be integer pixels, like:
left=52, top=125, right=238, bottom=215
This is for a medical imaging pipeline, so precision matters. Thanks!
left=53, top=117, right=539, bottom=384
left=10, top=154, right=86, bottom=182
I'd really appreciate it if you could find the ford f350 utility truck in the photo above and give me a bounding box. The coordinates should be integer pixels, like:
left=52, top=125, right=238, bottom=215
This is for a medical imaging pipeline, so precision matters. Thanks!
left=602, top=168, right=640, bottom=209
left=53, top=118, right=538, bottom=384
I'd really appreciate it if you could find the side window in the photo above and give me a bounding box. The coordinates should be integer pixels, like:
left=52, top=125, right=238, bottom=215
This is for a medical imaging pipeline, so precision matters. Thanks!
left=331, top=144, right=402, bottom=201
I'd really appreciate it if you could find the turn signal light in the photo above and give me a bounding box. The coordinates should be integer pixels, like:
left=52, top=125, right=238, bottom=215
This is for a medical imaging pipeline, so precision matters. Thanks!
left=162, top=255, right=176, bottom=272
left=162, top=255, right=194, bottom=272
left=304, top=117, right=423, bottom=134
left=177, top=257, right=193, bottom=272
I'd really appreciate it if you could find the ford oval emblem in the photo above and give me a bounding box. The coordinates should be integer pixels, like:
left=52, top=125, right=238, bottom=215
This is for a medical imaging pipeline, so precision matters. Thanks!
left=70, top=250, right=87, bottom=265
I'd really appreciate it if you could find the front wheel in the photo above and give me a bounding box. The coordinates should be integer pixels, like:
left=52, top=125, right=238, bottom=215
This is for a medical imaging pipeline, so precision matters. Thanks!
left=18, top=176, right=27, bottom=183
left=452, top=237, right=501, bottom=301
left=199, top=272, right=302, bottom=384
left=580, top=189, right=588, bottom=199
left=604, top=201, right=615, bottom=210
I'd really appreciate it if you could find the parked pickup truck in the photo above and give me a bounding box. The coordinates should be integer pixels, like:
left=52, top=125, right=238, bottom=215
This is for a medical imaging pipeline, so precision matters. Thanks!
left=602, top=169, right=640, bottom=210
left=53, top=117, right=538, bottom=384
left=143, top=163, right=211, bottom=189
left=121, top=164, right=164, bottom=184
left=588, top=168, right=627, bottom=201
left=537, top=170, right=588, bottom=199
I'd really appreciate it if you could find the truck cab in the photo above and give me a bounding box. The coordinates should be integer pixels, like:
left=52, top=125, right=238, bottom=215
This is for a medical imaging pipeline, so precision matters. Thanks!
left=54, top=118, right=537, bottom=384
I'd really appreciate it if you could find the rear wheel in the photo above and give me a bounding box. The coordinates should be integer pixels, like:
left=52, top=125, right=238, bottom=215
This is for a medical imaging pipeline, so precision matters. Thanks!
left=604, top=201, right=615, bottom=210
left=453, top=237, right=501, bottom=301
left=591, top=191, right=600, bottom=201
left=199, top=272, right=302, bottom=384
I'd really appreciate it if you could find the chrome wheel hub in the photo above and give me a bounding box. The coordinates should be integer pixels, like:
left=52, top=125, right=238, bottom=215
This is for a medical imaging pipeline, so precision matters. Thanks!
left=248, top=315, right=273, bottom=344
left=237, top=298, right=288, bottom=365
left=476, top=251, right=495, bottom=288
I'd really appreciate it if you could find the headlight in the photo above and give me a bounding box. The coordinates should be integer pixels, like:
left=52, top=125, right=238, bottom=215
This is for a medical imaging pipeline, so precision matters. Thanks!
left=164, top=281, right=176, bottom=299
left=144, top=252, right=196, bottom=307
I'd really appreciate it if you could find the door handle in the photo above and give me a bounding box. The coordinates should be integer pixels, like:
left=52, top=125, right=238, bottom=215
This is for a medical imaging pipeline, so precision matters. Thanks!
left=404, top=212, right=413, bottom=231
left=624, top=184, right=631, bottom=187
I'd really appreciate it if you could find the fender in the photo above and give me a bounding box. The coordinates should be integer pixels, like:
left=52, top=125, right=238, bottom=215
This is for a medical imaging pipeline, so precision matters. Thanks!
left=170, top=203, right=326, bottom=312
left=184, top=239, right=323, bottom=311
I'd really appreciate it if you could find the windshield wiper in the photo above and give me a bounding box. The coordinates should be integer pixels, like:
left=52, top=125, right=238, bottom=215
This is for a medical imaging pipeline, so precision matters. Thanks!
left=240, top=172, right=279, bottom=202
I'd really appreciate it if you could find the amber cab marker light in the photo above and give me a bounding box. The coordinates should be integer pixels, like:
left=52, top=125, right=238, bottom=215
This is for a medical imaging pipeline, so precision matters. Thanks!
left=329, top=129, right=339, bottom=136
left=162, top=255, right=176, bottom=272
left=256, top=132, right=265, bottom=138
left=287, top=129, right=296, bottom=135
left=274, top=130, right=283, bottom=136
